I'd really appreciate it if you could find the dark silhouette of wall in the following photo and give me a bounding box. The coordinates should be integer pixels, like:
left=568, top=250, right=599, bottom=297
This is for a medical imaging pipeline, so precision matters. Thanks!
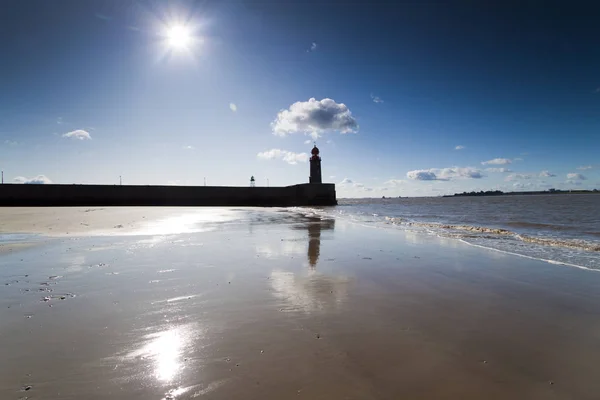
left=0, top=183, right=337, bottom=207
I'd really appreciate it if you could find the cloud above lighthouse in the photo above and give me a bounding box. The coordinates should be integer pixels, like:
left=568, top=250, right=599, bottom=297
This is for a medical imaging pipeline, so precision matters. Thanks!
left=271, top=98, right=358, bottom=139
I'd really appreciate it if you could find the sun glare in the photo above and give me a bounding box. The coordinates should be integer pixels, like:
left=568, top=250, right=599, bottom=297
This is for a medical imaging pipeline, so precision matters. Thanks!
left=166, top=25, right=191, bottom=50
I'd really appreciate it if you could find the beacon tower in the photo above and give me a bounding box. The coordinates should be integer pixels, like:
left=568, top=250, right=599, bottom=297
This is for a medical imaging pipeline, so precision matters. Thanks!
left=309, top=145, right=322, bottom=184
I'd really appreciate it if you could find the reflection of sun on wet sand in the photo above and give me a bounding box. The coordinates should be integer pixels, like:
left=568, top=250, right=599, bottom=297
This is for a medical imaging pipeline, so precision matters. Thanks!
left=3, top=207, right=600, bottom=399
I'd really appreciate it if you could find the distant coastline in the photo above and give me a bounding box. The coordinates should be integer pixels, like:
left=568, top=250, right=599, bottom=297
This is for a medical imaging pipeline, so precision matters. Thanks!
left=445, top=189, right=600, bottom=197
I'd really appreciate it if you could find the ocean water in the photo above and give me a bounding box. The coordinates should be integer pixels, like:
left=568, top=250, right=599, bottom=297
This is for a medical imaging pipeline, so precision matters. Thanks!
left=302, top=194, right=600, bottom=270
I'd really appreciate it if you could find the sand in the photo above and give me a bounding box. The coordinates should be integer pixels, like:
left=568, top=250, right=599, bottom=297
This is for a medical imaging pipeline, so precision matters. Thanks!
left=0, top=242, right=37, bottom=254
left=2, top=207, right=600, bottom=399
left=0, top=207, right=213, bottom=236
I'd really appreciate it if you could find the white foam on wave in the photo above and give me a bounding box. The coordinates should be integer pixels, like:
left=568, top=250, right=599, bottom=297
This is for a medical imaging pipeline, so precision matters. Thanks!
left=384, top=217, right=599, bottom=253
left=457, top=239, right=597, bottom=272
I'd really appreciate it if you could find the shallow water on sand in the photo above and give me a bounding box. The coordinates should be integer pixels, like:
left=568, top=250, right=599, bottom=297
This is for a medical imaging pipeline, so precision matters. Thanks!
left=2, top=208, right=600, bottom=399
left=324, top=195, right=600, bottom=269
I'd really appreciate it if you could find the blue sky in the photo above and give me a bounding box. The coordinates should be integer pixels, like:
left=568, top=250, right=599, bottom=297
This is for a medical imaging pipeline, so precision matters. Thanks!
left=1, top=0, right=599, bottom=197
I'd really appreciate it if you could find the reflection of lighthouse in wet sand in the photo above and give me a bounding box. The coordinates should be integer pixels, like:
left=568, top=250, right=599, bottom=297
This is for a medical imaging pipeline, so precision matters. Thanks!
left=309, top=145, right=322, bottom=184
left=306, top=218, right=335, bottom=268
left=308, top=223, right=321, bottom=268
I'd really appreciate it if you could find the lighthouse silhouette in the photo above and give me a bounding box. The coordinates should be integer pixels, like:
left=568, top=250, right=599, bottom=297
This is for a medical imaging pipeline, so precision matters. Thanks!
left=309, top=144, right=322, bottom=184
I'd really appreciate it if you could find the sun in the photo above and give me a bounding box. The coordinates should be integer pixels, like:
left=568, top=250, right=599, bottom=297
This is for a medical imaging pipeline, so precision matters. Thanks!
left=166, top=25, right=191, bottom=50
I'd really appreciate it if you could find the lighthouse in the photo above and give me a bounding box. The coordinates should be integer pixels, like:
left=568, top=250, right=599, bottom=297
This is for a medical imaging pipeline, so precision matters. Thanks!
left=309, top=144, right=322, bottom=184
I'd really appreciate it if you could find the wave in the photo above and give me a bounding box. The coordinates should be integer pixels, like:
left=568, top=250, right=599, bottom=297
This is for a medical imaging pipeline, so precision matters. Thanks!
left=458, top=240, right=598, bottom=272
left=516, top=234, right=600, bottom=252
left=504, top=221, right=578, bottom=231
left=383, top=217, right=599, bottom=252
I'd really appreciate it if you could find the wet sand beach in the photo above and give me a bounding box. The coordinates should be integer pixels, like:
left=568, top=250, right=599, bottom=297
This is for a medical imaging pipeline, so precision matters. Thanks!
left=2, top=207, right=600, bottom=399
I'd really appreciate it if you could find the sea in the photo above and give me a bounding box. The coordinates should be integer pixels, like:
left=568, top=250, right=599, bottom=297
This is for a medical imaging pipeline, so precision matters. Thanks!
left=302, top=194, right=600, bottom=271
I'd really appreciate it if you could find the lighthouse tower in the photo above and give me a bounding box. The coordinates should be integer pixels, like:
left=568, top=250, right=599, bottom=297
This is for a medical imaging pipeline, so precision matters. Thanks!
left=309, top=144, right=322, bottom=184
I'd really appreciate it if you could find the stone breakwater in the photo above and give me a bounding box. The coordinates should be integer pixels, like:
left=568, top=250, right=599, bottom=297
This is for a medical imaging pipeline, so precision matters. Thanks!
left=0, top=183, right=337, bottom=207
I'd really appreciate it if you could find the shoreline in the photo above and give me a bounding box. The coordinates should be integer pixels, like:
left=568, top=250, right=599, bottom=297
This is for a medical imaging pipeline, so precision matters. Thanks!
left=457, top=238, right=596, bottom=272
left=0, top=206, right=598, bottom=270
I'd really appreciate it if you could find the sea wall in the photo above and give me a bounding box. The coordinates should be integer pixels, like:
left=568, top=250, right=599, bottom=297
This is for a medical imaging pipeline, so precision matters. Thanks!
left=0, top=183, right=337, bottom=207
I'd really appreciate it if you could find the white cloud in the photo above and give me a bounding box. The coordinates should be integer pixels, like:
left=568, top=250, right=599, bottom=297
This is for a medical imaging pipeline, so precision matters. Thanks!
left=565, top=180, right=583, bottom=186
left=95, top=13, right=112, bottom=21
left=304, top=139, right=312, bottom=145
left=505, top=173, right=535, bottom=181
left=371, top=94, right=383, bottom=103
left=337, top=178, right=372, bottom=192
left=407, top=166, right=483, bottom=181
left=13, top=175, right=52, bottom=184
left=4, top=140, right=18, bottom=146
left=485, top=167, right=511, bottom=173
left=539, top=170, right=556, bottom=177
left=56, top=117, right=63, bottom=125
left=439, top=167, right=483, bottom=179
left=183, top=145, right=194, bottom=150
left=308, top=42, right=317, bottom=52
left=407, top=170, right=438, bottom=181
left=455, top=145, right=465, bottom=150
left=62, top=129, right=91, bottom=140
left=384, top=179, right=405, bottom=186
left=329, top=175, right=336, bottom=179
left=257, top=149, right=309, bottom=165
left=567, top=173, right=586, bottom=180
left=577, top=165, right=592, bottom=170
left=481, top=158, right=511, bottom=165
left=229, top=103, right=237, bottom=112
left=272, top=98, right=358, bottom=138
